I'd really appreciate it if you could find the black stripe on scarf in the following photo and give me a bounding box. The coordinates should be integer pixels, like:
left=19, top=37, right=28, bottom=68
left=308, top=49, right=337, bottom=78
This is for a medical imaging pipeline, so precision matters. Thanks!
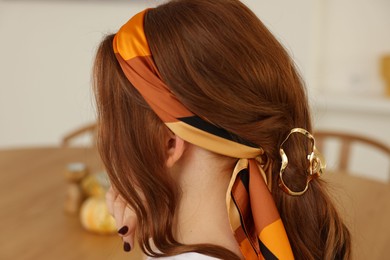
left=259, top=238, right=278, bottom=260
left=178, top=116, right=257, bottom=147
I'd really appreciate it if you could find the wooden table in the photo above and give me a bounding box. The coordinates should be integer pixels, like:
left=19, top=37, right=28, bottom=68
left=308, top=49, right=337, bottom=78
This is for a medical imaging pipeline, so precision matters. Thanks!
left=0, top=147, right=142, bottom=260
left=0, top=147, right=389, bottom=259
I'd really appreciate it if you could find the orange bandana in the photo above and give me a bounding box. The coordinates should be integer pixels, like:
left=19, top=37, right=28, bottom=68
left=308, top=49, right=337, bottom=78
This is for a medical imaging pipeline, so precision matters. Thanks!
left=113, top=10, right=294, bottom=260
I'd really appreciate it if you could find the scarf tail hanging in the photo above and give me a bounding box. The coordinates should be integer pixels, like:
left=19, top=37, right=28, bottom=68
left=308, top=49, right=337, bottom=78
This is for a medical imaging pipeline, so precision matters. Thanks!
left=227, top=159, right=293, bottom=259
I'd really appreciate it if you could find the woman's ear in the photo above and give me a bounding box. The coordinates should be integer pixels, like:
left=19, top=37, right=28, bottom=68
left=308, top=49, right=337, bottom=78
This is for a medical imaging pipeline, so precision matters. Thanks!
left=166, top=133, right=185, bottom=168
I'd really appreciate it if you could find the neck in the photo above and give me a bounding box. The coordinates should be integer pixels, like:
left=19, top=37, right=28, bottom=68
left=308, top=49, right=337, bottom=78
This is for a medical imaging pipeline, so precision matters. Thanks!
left=171, top=145, right=242, bottom=257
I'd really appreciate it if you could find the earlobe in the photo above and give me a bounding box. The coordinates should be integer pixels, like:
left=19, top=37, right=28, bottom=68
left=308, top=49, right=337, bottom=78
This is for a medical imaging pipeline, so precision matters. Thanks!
left=166, top=135, right=185, bottom=168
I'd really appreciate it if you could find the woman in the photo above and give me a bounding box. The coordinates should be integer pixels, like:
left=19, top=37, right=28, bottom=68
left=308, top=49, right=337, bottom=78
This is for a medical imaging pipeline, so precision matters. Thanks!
left=94, top=0, right=351, bottom=259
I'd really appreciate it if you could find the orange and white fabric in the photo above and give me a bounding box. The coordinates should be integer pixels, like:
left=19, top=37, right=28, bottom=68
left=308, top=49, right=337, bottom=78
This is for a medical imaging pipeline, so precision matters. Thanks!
left=113, top=10, right=294, bottom=260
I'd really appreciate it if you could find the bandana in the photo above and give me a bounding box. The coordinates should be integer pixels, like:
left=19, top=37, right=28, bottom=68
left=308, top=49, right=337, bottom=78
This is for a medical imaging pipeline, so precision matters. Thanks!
left=113, top=10, right=294, bottom=260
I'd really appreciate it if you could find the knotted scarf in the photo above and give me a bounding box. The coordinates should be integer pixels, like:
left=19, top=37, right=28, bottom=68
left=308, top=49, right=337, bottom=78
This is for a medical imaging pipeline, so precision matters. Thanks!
left=113, top=9, right=294, bottom=260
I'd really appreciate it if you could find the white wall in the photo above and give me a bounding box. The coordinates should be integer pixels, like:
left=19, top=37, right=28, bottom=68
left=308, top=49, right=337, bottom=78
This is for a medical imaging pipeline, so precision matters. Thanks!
left=1, top=0, right=389, bottom=149
left=319, top=0, right=390, bottom=96
left=0, top=0, right=316, bottom=149
left=0, top=0, right=153, bottom=148
left=309, top=0, right=390, bottom=181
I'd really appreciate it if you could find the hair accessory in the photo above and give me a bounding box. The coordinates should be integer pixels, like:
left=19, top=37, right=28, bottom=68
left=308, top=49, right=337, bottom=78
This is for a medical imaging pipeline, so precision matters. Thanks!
left=113, top=10, right=294, bottom=259
left=279, top=128, right=326, bottom=196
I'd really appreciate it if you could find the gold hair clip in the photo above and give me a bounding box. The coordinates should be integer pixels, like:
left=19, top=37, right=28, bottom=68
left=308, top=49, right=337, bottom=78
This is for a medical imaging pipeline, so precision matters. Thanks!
left=278, top=128, right=326, bottom=196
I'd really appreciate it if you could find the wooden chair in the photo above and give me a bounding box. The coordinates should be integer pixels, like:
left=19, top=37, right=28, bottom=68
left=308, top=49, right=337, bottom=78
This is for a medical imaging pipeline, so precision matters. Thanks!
left=314, top=130, right=390, bottom=179
left=61, top=123, right=97, bottom=147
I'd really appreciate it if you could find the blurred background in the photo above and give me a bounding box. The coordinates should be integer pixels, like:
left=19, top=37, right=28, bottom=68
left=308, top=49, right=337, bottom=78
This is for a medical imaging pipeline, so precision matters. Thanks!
left=0, top=0, right=389, bottom=259
left=2, top=0, right=389, bottom=180
left=1, top=0, right=389, bottom=177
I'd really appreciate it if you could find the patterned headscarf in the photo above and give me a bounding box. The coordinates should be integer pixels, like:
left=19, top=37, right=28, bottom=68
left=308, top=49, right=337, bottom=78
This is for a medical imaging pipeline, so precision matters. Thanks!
left=113, top=10, right=294, bottom=260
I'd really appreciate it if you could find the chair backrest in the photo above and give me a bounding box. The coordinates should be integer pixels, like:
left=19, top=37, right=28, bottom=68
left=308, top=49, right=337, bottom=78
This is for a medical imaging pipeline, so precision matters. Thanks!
left=61, top=123, right=97, bottom=147
left=314, top=130, right=390, bottom=180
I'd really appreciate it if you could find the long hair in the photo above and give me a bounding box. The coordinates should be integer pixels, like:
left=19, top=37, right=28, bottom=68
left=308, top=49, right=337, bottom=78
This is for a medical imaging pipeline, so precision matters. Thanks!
left=93, top=0, right=351, bottom=259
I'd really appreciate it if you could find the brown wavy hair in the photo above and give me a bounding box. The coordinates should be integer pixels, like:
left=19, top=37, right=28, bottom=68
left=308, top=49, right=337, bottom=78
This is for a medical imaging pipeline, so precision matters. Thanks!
left=93, top=0, right=351, bottom=259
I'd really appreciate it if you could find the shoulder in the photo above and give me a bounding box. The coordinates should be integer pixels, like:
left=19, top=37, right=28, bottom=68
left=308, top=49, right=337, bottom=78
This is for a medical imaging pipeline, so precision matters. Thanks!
left=146, top=252, right=220, bottom=260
